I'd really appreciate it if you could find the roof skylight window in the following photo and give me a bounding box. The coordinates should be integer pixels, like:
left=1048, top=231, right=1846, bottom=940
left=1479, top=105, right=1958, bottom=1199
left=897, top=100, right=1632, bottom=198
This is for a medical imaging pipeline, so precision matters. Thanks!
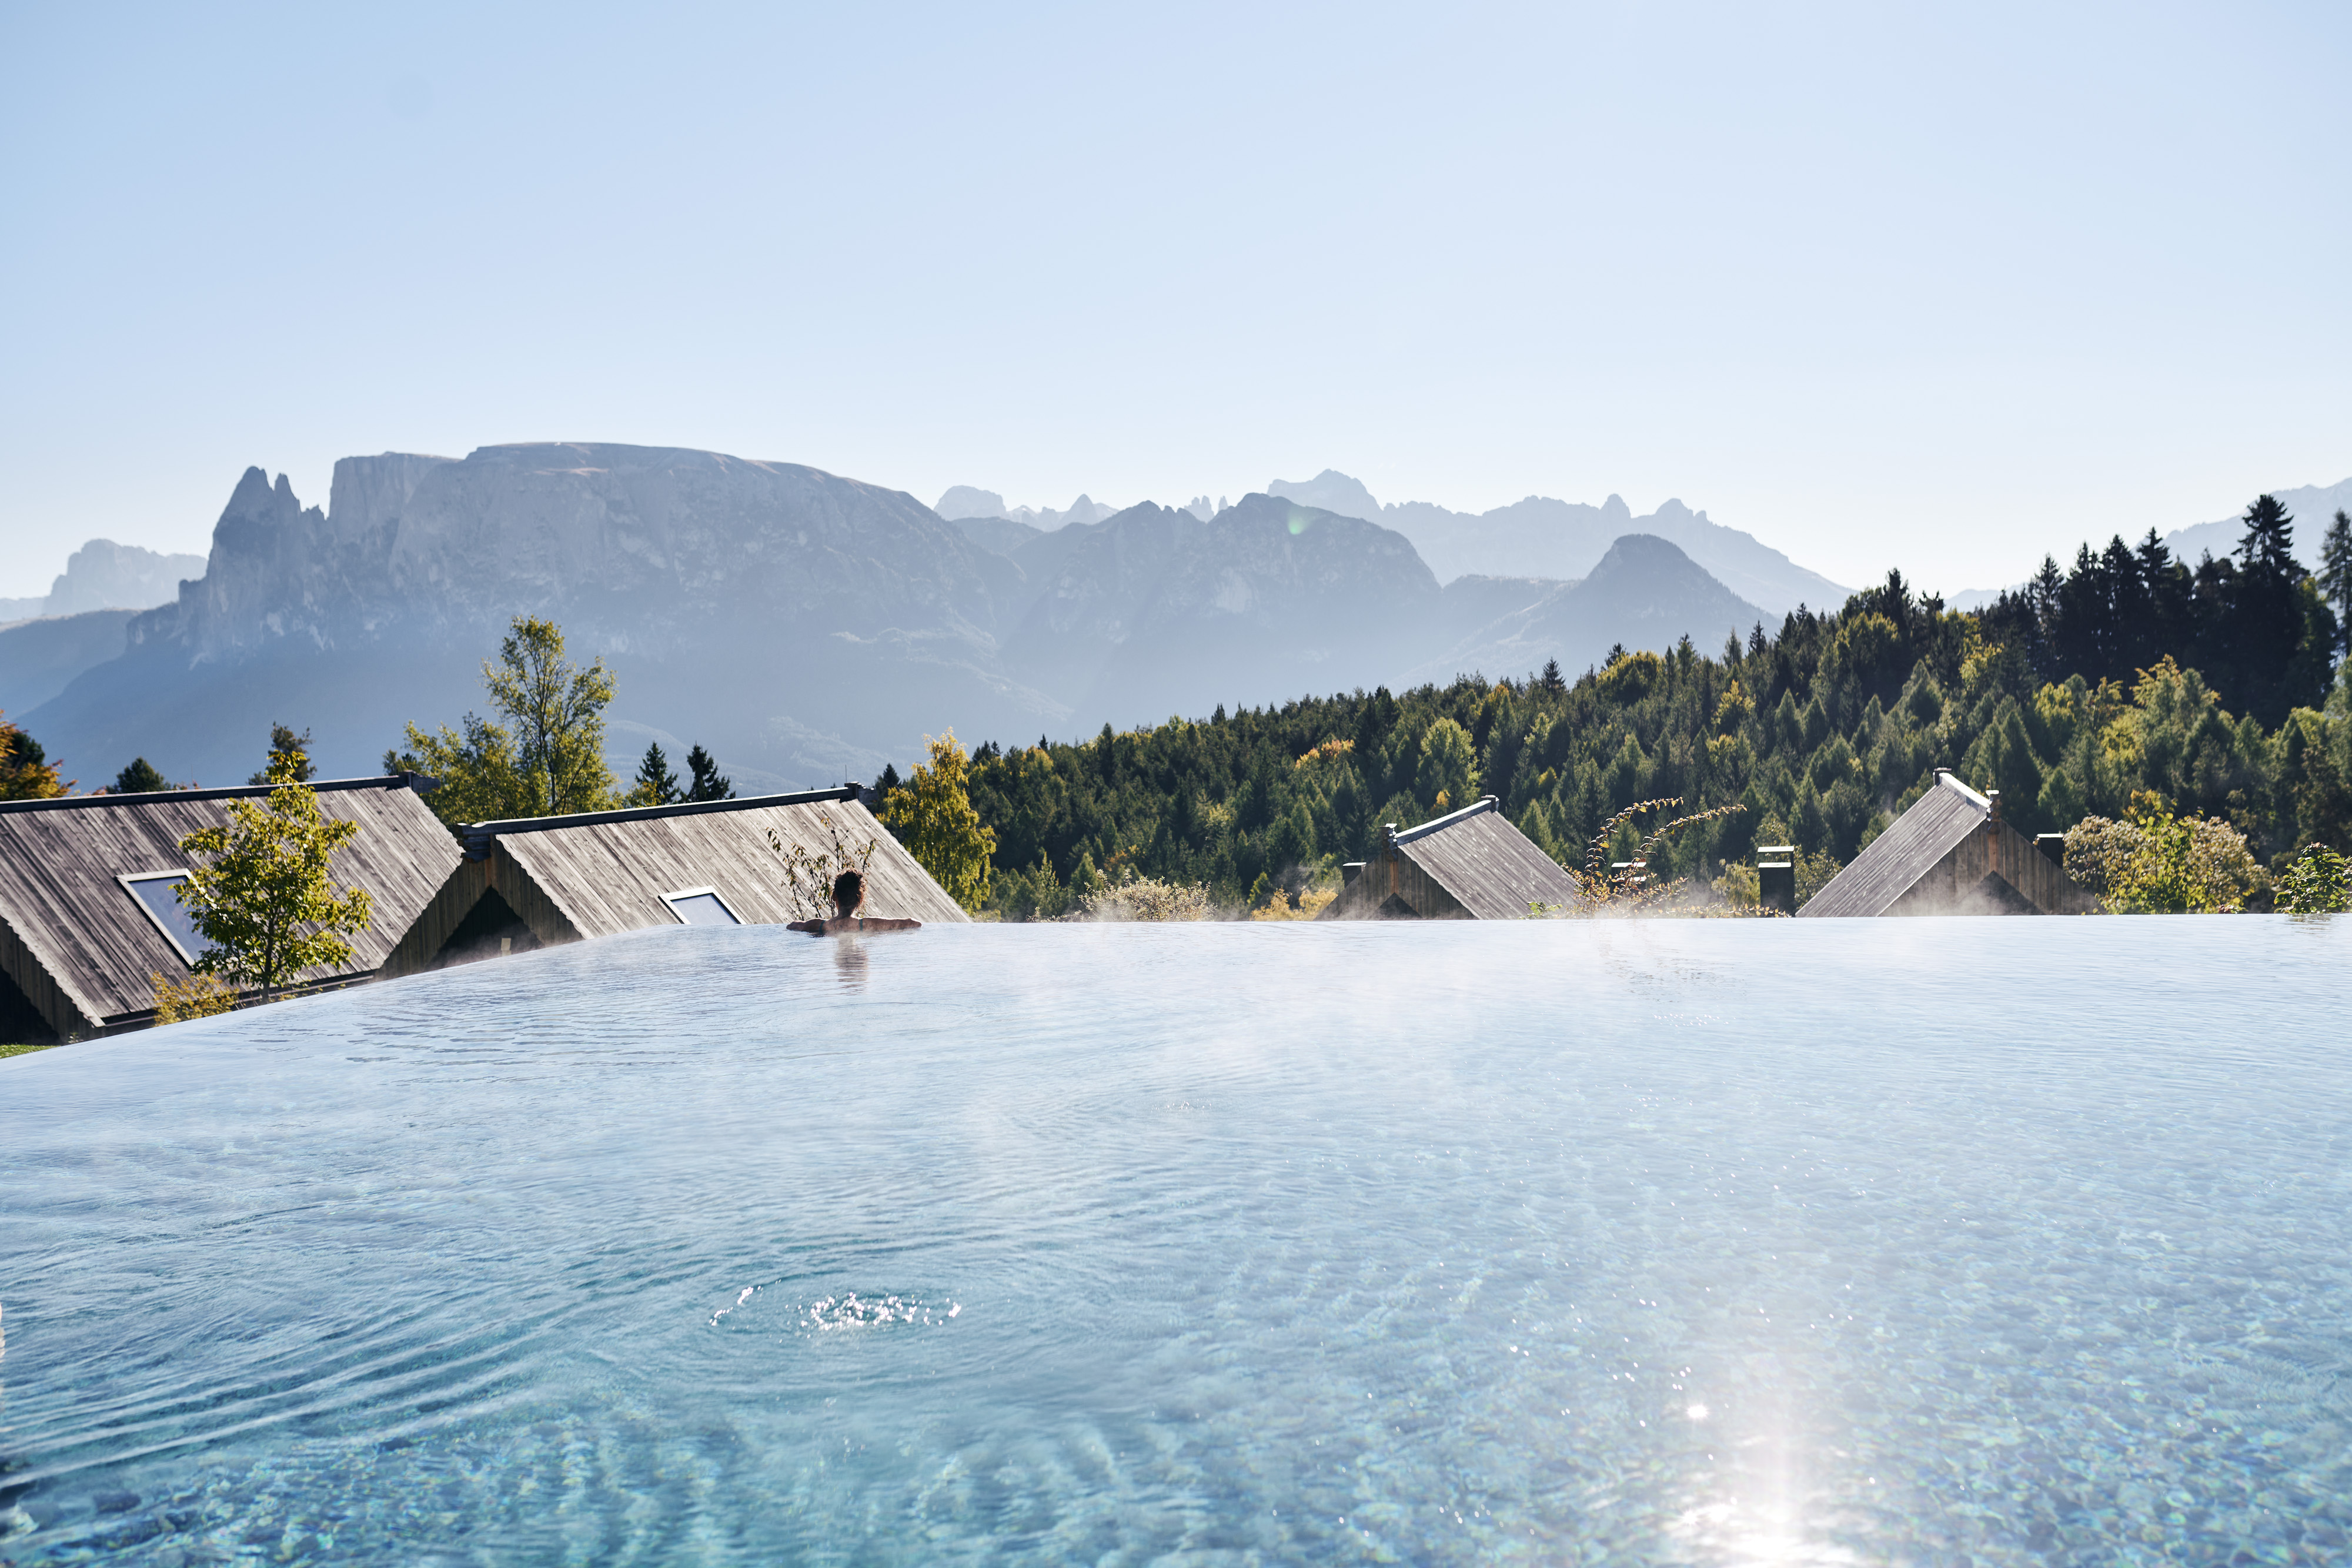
left=120, top=871, right=218, bottom=964
left=663, top=887, right=742, bottom=926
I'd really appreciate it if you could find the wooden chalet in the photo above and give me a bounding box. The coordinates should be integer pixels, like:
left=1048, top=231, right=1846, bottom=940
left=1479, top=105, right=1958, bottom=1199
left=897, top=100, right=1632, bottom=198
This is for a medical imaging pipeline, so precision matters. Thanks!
left=1318, top=795, right=1586, bottom=920
left=1798, top=770, right=2097, bottom=917
left=0, top=775, right=460, bottom=1042
left=380, top=787, right=966, bottom=976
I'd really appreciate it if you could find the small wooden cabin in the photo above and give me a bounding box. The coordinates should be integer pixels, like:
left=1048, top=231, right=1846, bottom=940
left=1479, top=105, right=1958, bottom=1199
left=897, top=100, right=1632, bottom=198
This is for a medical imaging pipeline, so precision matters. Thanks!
left=381, top=787, right=966, bottom=976
left=0, top=775, right=460, bottom=1041
left=1318, top=795, right=1586, bottom=920
left=1798, top=770, right=2097, bottom=917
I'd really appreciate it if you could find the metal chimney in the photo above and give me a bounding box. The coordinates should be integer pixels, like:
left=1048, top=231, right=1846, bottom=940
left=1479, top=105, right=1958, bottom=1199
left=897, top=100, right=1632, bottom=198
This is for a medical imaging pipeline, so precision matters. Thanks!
left=1756, top=845, right=1795, bottom=915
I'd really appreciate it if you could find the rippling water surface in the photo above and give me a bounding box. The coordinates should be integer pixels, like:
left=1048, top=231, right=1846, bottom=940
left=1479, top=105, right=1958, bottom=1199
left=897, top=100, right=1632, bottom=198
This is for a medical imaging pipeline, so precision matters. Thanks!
left=2, top=918, right=2348, bottom=1564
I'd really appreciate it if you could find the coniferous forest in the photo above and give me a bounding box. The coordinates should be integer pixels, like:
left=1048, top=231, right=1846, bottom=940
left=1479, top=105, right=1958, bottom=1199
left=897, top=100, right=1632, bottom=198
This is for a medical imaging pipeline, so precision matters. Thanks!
left=940, top=500, right=2352, bottom=918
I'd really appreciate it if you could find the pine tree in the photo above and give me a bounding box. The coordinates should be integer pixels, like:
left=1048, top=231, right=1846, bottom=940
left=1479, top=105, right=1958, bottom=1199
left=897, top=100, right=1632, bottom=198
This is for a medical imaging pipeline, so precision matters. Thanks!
left=2321, top=509, right=2352, bottom=658
left=630, top=741, right=682, bottom=806
left=1415, top=718, right=1479, bottom=813
left=2227, top=494, right=2306, bottom=725
left=1539, top=657, right=1565, bottom=693
left=113, top=757, right=171, bottom=794
left=683, top=744, right=733, bottom=801
left=2237, top=493, right=2297, bottom=576
left=248, top=723, right=315, bottom=785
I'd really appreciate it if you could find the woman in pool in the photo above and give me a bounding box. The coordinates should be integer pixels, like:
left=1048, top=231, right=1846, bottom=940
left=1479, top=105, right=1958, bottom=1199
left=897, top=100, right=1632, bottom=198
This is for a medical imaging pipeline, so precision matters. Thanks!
left=789, top=869, right=922, bottom=935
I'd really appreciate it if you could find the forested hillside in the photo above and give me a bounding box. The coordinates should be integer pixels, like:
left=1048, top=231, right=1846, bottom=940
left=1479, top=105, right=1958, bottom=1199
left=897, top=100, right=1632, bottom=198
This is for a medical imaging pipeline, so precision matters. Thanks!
left=947, top=500, right=2352, bottom=917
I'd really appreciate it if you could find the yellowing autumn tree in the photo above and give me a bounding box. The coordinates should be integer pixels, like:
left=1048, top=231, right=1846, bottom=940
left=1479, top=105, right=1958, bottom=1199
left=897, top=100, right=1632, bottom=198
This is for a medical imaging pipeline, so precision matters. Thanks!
left=883, top=730, right=997, bottom=910
left=0, top=710, right=68, bottom=800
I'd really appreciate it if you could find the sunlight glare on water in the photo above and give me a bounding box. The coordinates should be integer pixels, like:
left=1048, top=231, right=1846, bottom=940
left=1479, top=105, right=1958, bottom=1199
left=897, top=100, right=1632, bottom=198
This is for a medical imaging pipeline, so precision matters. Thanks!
left=1, top=916, right=2348, bottom=1564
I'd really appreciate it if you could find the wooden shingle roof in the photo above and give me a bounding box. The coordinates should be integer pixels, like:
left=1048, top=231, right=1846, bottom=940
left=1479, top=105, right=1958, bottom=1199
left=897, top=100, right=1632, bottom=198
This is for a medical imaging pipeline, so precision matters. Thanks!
left=382, top=788, right=967, bottom=975
left=1320, top=795, right=1585, bottom=920
left=1798, top=774, right=1988, bottom=918
left=0, top=776, right=462, bottom=1036
left=490, top=791, right=966, bottom=937
left=1394, top=799, right=1587, bottom=918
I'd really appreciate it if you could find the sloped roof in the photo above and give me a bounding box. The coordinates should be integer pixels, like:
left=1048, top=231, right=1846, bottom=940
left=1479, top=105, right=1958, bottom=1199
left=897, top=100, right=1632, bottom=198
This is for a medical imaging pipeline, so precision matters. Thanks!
left=1395, top=797, right=1586, bottom=918
left=471, top=789, right=967, bottom=939
left=0, top=776, right=461, bottom=1032
left=1798, top=774, right=1987, bottom=918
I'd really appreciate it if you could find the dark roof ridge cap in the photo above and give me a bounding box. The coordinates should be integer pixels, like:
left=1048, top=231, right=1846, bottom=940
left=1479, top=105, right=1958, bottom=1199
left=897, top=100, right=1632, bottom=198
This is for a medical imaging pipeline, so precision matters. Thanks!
left=1391, top=794, right=1500, bottom=845
left=463, top=785, right=861, bottom=841
left=0, top=774, right=437, bottom=815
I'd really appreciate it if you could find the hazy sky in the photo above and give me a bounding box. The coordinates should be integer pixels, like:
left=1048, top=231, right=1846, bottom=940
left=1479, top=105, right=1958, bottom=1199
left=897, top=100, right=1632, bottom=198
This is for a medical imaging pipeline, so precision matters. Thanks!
left=4, top=1, right=2346, bottom=599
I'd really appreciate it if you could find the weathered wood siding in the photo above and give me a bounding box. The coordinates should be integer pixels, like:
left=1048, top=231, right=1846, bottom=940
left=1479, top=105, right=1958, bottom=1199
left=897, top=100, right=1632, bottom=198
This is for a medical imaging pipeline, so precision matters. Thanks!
left=1883, top=818, right=2099, bottom=916
left=1800, top=773, right=2097, bottom=917
left=0, top=780, right=463, bottom=1035
left=1319, top=798, right=1580, bottom=920
left=1400, top=810, right=1584, bottom=918
left=376, top=851, right=589, bottom=979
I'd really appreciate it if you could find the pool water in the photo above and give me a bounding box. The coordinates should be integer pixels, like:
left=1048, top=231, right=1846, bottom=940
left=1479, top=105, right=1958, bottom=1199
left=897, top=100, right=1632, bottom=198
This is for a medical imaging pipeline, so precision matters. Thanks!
left=2, top=918, right=2348, bottom=1564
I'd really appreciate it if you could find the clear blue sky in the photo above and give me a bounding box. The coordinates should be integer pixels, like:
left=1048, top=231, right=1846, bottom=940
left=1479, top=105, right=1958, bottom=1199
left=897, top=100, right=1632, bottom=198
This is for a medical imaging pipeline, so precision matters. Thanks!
left=4, top=1, right=2346, bottom=598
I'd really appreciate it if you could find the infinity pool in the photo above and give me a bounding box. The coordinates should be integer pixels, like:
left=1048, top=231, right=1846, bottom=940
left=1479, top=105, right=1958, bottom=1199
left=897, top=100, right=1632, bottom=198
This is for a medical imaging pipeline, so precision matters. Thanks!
left=2, top=918, right=2348, bottom=1564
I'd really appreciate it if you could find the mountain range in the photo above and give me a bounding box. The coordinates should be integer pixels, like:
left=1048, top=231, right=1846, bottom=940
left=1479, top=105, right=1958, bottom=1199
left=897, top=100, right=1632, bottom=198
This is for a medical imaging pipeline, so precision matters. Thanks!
left=1259, top=470, right=1846, bottom=615
left=941, top=470, right=1847, bottom=617
left=0, top=539, right=206, bottom=626
left=12, top=443, right=1771, bottom=791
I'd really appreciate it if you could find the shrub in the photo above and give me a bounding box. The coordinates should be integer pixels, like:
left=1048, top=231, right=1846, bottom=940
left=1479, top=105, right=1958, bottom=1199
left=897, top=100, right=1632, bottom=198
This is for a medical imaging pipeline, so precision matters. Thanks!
left=152, top=970, right=238, bottom=1024
left=2277, top=842, right=2350, bottom=914
left=1068, top=876, right=1215, bottom=922
left=2064, top=801, right=2266, bottom=912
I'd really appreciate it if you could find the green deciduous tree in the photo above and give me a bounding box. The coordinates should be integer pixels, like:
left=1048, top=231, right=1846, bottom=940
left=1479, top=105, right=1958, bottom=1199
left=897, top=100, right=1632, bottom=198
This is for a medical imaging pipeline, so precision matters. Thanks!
left=386, top=713, right=536, bottom=827
left=175, top=753, right=375, bottom=1003
left=882, top=730, right=996, bottom=910
left=2063, top=796, right=2266, bottom=914
left=482, top=617, right=620, bottom=814
left=2277, top=841, right=2349, bottom=914
left=390, top=617, right=622, bottom=825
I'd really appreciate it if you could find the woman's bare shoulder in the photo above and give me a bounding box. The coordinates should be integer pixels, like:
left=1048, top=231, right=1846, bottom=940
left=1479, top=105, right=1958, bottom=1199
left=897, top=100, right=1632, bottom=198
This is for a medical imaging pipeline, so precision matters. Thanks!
left=789, top=916, right=923, bottom=936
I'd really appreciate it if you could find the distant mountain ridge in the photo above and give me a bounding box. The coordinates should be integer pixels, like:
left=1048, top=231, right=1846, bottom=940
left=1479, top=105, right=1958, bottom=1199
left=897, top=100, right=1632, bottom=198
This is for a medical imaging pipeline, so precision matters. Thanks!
left=18, top=444, right=1784, bottom=788
left=0, top=539, right=206, bottom=626
left=32, top=445, right=1057, bottom=790
left=2160, top=478, right=2351, bottom=574
left=1404, top=536, right=1768, bottom=690
left=1264, top=469, right=1847, bottom=616
left=998, top=496, right=1440, bottom=727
